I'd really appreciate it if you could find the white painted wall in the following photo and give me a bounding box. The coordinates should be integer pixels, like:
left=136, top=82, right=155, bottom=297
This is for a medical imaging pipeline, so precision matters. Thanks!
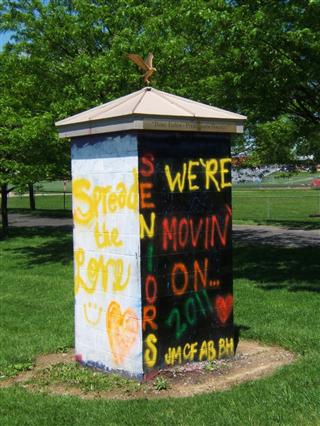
left=71, top=134, right=142, bottom=377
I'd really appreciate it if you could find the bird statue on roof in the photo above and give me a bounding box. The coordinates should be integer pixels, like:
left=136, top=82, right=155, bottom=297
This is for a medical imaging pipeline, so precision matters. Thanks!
left=127, top=52, right=157, bottom=85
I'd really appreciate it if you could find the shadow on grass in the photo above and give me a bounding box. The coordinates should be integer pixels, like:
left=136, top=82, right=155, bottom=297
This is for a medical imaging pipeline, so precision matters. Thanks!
left=3, top=226, right=319, bottom=293
left=258, top=220, right=320, bottom=230
left=234, top=324, right=251, bottom=351
left=234, top=219, right=320, bottom=230
left=5, top=227, right=73, bottom=265
left=234, top=244, right=320, bottom=292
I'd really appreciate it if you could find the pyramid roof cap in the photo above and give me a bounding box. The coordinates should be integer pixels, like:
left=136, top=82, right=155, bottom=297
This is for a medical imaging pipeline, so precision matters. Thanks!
left=56, top=87, right=246, bottom=137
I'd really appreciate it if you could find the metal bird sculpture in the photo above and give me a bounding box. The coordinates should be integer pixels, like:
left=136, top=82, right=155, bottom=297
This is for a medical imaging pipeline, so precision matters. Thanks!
left=127, top=52, right=157, bottom=85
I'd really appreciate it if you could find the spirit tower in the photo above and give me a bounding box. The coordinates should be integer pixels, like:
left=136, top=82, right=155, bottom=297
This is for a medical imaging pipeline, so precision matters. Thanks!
left=56, top=87, right=246, bottom=379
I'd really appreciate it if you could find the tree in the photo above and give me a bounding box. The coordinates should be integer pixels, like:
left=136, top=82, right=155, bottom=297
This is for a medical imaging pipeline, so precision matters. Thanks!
left=0, top=0, right=319, bottom=179
left=210, top=0, right=320, bottom=163
left=252, top=116, right=297, bottom=164
left=0, top=51, right=70, bottom=235
left=0, top=1, right=238, bottom=109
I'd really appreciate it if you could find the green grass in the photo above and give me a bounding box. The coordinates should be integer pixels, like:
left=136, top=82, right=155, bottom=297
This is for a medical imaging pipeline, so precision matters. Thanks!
left=0, top=228, right=74, bottom=375
left=261, top=171, right=319, bottom=186
left=27, top=363, right=141, bottom=393
left=233, top=188, right=320, bottom=228
left=35, top=181, right=72, bottom=193
left=8, top=194, right=72, bottom=213
left=0, top=228, right=319, bottom=425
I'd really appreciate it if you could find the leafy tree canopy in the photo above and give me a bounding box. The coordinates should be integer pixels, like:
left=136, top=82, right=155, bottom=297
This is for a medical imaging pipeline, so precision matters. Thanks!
left=0, top=0, right=319, bottom=166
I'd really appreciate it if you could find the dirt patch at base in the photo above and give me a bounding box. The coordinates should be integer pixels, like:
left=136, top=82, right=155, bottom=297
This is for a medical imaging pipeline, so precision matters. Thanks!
left=0, top=340, right=295, bottom=400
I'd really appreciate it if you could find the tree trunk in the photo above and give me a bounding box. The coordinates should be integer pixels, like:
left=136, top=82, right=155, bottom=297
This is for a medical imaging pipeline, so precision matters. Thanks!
left=1, top=183, right=9, bottom=236
left=28, top=183, right=36, bottom=211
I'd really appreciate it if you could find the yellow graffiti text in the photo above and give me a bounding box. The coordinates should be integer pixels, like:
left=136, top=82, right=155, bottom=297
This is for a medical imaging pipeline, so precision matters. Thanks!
left=72, top=169, right=138, bottom=225
left=164, top=158, right=232, bottom=193
left=74, top=248, right=131, bottom=295
left=94, top=222, right=123, bottom=248
left=164, top=338, right=233, bottom=366
left=165, top=163, right=187, bottom=192
left=144, top=333, right=158, bottom=368
left=218, top=337, right=234, bottom=358
left=199, top=340, right=217, bottom=361
left=140, top=212, right=156, bottom=239
left=164, top=342, right=198, bottom=366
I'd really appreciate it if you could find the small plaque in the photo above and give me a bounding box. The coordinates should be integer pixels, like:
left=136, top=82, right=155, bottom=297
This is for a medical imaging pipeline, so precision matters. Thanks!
left=143, top=119, right=239, bottom=133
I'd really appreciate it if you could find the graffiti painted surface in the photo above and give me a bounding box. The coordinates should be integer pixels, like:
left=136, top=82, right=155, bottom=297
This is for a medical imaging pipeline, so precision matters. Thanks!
left=71, top=131, right=233, bottom=378
left=139, top=132, right=234, bottom=373
left=72, top=134, right=143, bottom=377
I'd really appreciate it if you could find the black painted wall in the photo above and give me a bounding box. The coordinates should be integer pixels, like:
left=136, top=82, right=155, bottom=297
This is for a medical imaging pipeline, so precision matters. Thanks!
left=138, top=132, right=234, bottom=376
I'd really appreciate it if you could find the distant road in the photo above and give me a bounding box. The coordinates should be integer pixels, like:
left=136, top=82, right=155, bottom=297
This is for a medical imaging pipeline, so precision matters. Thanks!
left=9, top=213, right=72, bottom=228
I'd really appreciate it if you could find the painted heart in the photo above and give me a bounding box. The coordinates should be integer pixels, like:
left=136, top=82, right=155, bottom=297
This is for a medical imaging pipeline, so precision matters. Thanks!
left=215, top=294, right=233, bottom=324
left=106, top=301, right=139, bottom=365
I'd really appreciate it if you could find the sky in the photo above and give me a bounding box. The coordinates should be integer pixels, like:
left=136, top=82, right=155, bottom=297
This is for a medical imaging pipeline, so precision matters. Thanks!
left=0, top=32, right=14, bottom=50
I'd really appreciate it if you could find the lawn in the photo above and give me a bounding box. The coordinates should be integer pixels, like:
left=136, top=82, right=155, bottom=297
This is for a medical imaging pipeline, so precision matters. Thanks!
left=35, top=180, right=72, bottom=193
left=0, top=227, right=319, bottom=425
left=260, top=171, right=319, bottom=186
left=233, top=188, right=320, bottom=228
left=8, top=194, right=72, bottom=213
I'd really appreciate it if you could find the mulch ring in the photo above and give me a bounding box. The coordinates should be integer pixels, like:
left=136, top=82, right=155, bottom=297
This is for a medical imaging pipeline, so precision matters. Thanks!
left=0, top=340, right=295, bottom=400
